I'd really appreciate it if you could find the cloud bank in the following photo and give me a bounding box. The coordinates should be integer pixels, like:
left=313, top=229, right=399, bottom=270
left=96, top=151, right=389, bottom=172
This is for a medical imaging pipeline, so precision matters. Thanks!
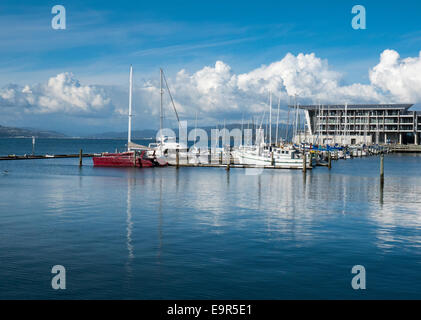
left=0, top=72, right=111, bottom=115
left=136, top=49, right=420, bottom=121
left=369, top=49, right=421, bottom=103
left=1, top=49, right=420, bottom=133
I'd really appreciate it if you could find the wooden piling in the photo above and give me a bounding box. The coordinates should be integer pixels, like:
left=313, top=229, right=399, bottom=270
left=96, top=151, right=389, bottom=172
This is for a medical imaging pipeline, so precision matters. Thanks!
left=271, top=151, right=275, bottom=166
left=380, top=153, right=384, bottom=184
left=176, top=149, right=179, bottom=168
left=380, top=155, right=384, bottom=204
left=302, top=152, right=306, bottom=173
left=308, top=152, right=313, bottom=168
left=219, top=151, right=223, bottom=164
left=79, top=149, right=83, bottom=167
left=133, top=151, right=137, bottom=167
left=226, top=150, right=230, bottom=171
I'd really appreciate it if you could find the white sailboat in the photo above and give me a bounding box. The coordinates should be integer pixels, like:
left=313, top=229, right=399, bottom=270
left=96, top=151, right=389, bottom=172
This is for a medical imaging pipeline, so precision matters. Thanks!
left=235, top=146, right=311, bottom=168
left=147, top=68, right=189, bottom=164
left=233, top=93, right=314, bottom=169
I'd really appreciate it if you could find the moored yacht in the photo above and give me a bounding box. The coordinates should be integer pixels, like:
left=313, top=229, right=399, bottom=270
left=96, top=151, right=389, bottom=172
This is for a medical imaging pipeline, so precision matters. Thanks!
left=235, top=145, right=313, bottom=169
left=93, top=66, right=167, bottom=168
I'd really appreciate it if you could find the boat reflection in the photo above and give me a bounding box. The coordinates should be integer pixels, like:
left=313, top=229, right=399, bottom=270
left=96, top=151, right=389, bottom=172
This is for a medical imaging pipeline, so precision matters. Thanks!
left=126, top=170, right=135, bottom=281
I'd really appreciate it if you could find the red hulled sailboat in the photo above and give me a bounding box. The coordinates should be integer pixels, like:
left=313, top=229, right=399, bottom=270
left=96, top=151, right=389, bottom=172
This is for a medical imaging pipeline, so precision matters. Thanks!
left=93, top=66, right=167, bottom=168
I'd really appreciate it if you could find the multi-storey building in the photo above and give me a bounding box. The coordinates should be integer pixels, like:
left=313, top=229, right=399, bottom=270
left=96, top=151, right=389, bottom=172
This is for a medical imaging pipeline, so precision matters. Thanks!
left=292, top=104, right=420, bottom=145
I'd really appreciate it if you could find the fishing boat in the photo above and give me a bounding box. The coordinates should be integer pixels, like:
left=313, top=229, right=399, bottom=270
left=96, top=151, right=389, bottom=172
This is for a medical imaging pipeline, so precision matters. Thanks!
left=93, top=66, right=167, bottom=168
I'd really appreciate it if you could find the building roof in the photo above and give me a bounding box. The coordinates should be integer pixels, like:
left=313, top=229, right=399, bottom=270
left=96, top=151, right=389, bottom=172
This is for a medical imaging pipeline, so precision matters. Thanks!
left=290, top=104, right=414, bottom=111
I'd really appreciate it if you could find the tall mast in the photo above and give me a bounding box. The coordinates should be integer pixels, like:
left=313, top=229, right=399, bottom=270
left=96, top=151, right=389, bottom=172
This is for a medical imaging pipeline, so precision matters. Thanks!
left=285, top=96, right=291, bottom=143
left=128, top=65, right=133, bottom=147
left=275, top=95, right=280, bottom=146
left=241, top=113, right=244, bottom=146
left=265, top=116, right=268, bottom=144
left=294, top=94, right=299, bottom=140
left=344, top=103, right=348, bottom=141
left=269, top=90, right=272, bottom=145
left=223, top=119, right=226, bottom=147
left=159, top=68, right=164, bottom=141
left=195, top=111, right=198, bottom=144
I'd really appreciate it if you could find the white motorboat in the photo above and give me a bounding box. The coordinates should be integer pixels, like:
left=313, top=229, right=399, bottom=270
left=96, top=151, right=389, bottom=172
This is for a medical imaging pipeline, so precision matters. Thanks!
left=147, top=135, right=189, bottom=165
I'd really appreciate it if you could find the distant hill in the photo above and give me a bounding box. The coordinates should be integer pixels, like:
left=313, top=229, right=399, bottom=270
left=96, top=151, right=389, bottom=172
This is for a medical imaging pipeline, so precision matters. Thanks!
left=86, top=129, right=158, bottom=139
left=0, top=123, right=295, bottom=140
left=87, top=123, right=295, bottom=140
left=0, top=125, right=67, bottom=138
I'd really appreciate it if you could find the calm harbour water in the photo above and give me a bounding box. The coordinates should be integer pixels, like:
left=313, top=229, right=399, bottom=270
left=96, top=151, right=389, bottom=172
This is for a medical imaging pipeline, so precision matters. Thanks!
left=0, top=138, right=420, bottom=299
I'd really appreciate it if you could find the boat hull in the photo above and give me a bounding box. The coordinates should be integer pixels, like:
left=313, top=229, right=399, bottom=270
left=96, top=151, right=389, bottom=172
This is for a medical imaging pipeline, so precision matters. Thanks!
left=93, top=152, right=166, bottom=168
left=235, top=151, right=313, bottom=169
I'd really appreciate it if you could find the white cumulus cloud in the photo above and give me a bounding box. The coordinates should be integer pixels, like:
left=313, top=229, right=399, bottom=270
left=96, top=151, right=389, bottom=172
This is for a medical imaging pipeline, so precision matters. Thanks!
left=369, top=49, right=421, bottom=103
left=0, top=72, right=111, bottom=115
left=1, top=49, right=420, bottom=130
left=135, top=49, right=421, bottom=123
left=134, top=51, right=397, bottom=121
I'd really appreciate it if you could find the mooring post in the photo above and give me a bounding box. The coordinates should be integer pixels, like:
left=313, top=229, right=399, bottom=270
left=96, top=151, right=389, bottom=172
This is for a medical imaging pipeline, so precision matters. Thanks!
left=219, top=150, right=222, bottom=164
left=79, top=149, right=83, bottom=167
left=32, top=136, right=35, bottom=155
left=380, top=154, right=384, bottom=205
left=227, top=149, right=231, bottom=171
left=271, top=150, right=275, bottom=166
left=302, top=152, right=307, bottom=173
left=328, top=152, right=332, bottom=169
left=380, top=153, right=384, bottom=185
left=176, top=149, right=179, bottom=168
left=308, top=152, right=313, bottom=169
left=133, top=151, right=137, bottom=167
left=208, top=148, right=212, bottom=164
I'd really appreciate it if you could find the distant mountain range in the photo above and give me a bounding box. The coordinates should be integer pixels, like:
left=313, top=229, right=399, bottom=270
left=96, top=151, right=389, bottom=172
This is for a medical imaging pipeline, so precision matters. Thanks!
left=86, top=129, right=158, bottom=139
left=0, top=125, right=67, bottom=138
left=87, top=123, right=295, bottom=140
left=1, top=123, right=295, bottom=140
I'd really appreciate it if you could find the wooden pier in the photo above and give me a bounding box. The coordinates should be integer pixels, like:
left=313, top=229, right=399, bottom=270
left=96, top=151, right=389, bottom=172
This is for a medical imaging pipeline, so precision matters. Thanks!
left=170, top=163, right=312, bottom=170
left=389, top=144, right=421, bottom=153
left=0, top=143, right=403, bottom=171
left=0, top=153, right=95, bottom=161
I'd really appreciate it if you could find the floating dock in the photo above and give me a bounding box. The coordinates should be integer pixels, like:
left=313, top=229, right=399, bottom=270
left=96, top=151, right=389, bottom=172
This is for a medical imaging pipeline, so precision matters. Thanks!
left=170, top=163, right=313, bottom=170
left=0, top=153, right=95, bottom=161
left=389, top=144, right=421, bottom=153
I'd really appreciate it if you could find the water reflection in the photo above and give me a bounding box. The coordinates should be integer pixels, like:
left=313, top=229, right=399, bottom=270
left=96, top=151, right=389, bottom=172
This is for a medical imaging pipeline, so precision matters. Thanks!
left=379, top=180, right=384, bottom=206
left=3, top=154, right=421, bottom=299
left=92, top=159, right=421, bottom=277
left=158, top=170, right=163, bottom=262
left=126, top=170, right=135, bottom=280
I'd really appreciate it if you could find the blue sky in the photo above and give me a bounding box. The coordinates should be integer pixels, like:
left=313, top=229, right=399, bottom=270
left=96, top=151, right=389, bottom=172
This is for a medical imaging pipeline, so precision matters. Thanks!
left=1, top=0, right=421, bottom=135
